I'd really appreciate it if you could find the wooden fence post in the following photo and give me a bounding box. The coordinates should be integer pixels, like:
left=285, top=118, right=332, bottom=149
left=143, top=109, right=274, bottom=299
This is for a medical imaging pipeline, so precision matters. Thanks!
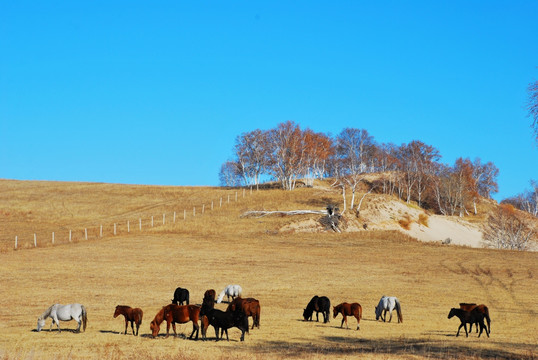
left=15, top=236, right=17, bottom=249
left=184, top=209, right=186, bottom=220
left=228, top=195, right=230, bottom=203
left=114, top=223, right=117, bottom=235
left=34, top=233, right=37, bottom=247
left=151, top=216, right=154, bottom=227
left=220, top=197, right=222, bottom=207
left=163, top=213, right=165, bottom=225
left=235, top=192, right=238, bottom=201
left=85, top=228, right=88, bottom=240
left=100, top=225, right=103, bottom=237
left=69, top=230, right=72, bottom=242
left=193, top=207, right=196, bottom=217
left=211, top=201, right=214, bottom=210
left=202, top=204, right=205, bottom=214
left=52, top=232, right=55, bottom=244
left=127, top=221, right=130, bottom=233
left=139, top=218, right=142, bottom=231
left=173, top=211, right=176, bottom=223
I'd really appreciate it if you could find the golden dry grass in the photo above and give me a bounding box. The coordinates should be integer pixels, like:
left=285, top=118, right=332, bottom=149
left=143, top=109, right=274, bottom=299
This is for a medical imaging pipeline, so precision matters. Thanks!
left=0, top=180, right=537, bottom=360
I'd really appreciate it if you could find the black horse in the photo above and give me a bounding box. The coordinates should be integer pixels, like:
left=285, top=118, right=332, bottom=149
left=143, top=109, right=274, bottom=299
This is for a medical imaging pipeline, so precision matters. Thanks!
left=171, top=287, right=190, bottom=305
left=303, top=295, right=331, bottom=323
left=448, top=308, right=489, bottom=338
left=201, top=308, right=248, bottom=341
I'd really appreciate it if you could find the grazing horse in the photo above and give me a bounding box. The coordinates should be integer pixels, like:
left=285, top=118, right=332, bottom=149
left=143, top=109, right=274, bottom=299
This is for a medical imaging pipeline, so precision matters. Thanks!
left=227, top=297, right=261, bottom=330
left=150, top=304, right=200, bottom=339
left=216, top=285, right=242, bottom=303
left=375, top=296, right=403, bottom=323
left=201, top=308, right=248, bottom=341
left=113, top=305, right=143, bottom=336
left=303, top=295, right=330, bottom=323
left=460, top=303, right=491, bottom=334
left=171, top=287, right=190, bottom=305
left=333, top=302, right=362, bottom=330
left=448, top=308, right=489, bottom=338
left=37, top=303, right=87, bottom=333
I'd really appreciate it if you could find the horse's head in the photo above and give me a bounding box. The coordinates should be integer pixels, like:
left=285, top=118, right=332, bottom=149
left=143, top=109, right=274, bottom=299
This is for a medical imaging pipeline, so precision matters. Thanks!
left=447, top=308, right=456, bottom=319
left=150, top=320, right=160, bottom=338
left=302, top=308, right=310, bottom=321
left=113, top=306, right=121, bottom=318
left=374, top=305, right=381, bottom=320
left=36, top=318, right=45, bottom=332
left=332, top=306, right=338, bottom=318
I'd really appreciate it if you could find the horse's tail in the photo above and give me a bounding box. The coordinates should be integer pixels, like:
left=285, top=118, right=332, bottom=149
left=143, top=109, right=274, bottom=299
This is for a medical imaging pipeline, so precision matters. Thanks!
left=81, top=305, right=88, bottom=332
left=483, top=306, right=491, bottom=334
left=395, top=299, right=403, bottom=323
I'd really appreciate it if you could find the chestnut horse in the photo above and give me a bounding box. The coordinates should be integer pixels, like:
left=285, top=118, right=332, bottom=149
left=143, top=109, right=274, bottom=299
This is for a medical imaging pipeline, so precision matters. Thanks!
left=150, top=304, right=200, bottom=339
left=227, top=297, right=261, bottom=331
left=333, top=302, right=362, bottom=330
left=460, top=303, right=491, bottom=334
left=114, top=305, right=143, bottom=336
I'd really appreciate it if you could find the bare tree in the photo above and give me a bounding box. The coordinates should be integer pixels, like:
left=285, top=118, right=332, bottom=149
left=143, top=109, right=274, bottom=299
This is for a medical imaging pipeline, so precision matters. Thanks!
left=483, top=204, right=536, bottom=251
left=334, top=128, right=376, bottom=211
left=267, top=121, right=307, bottom=190
left=219, top=161, right=242, bottom=187
left=233, top=129, right=270, bottom=189
left=527, top=80, right=538, bottom=144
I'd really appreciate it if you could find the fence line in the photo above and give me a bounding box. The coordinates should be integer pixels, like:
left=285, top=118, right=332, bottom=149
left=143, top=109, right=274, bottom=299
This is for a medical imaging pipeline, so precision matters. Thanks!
left=10, top=187, right=258, bottom=250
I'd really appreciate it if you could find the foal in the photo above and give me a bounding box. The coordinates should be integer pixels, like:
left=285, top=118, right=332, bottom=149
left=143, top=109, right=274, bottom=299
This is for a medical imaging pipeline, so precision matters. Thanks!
left=114, top=305, right=143, bottom=336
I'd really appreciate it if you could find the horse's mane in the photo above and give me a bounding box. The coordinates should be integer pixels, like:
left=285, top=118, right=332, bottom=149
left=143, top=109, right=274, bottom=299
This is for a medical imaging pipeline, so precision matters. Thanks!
left=38, top=304, right=55, bottom=320
left=151, top=306, right=166, bottom=326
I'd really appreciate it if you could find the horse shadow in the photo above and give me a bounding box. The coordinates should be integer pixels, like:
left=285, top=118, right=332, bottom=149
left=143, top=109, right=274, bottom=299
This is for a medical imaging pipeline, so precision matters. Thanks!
left=99, top=330, right=122, bottom=335
left=31, top=328, right=81, bottom=333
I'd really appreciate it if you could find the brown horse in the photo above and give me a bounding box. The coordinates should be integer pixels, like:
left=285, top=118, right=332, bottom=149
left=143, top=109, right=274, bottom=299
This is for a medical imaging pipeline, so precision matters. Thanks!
left=227, top=297, right=261, bottom=331
left=114, top=305, right=143, bottom=336
left=204, top=289, right=216, bottom=304
left=460, top=303, right=491, bottom=334
left=150, top=304, right=200, bottom=339
left=333, top=302, right=362, bottom=330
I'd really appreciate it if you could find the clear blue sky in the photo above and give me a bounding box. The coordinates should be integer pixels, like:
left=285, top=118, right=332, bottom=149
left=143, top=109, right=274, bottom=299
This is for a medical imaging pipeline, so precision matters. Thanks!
left=1, top=1, right=537, bottom=201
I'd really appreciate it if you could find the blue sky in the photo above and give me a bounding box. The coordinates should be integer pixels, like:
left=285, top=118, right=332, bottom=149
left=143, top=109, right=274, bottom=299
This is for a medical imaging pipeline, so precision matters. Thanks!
left=1, top=1, right=537, bottom=201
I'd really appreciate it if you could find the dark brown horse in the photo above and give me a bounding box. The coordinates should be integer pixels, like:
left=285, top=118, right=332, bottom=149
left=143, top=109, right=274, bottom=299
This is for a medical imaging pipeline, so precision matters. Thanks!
left=150, top=304, right=200, bottom=339
left=114, top=305, right=143, bottom=336
left=204, top=289, right=216, bottom=304
left=448, top=308, right=489, bottom=338
left=227, top=297, right=261, bottom=331
left=333, top=302, right=362, bottom=330
left=460, top=303, right=491, bottom=334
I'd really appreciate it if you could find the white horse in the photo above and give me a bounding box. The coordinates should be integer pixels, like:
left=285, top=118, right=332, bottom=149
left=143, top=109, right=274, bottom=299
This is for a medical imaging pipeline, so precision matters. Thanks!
left=216, top=285, right=242, bottom=303
left=374, top=296, right=403, bottom=323
left=37, top=303, right=88, bottom=332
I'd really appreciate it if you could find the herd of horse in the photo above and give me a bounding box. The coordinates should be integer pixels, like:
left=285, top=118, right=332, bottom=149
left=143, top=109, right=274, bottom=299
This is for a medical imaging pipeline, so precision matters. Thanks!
left=36, top=286, right=491, bottom=340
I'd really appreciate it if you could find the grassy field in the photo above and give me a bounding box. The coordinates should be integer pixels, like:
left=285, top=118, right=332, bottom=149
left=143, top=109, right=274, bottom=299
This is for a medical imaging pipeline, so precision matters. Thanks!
left=0, top=180, right=536, bottom=359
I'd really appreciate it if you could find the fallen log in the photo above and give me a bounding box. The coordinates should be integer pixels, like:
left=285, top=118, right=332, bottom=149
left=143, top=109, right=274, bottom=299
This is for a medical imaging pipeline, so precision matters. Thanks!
left=240, top=210, right=326, bottom=218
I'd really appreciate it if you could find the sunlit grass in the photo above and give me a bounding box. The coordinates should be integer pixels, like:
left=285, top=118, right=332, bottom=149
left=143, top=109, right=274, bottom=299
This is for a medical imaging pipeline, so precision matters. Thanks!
left=0, top=179, right=536, bottom=359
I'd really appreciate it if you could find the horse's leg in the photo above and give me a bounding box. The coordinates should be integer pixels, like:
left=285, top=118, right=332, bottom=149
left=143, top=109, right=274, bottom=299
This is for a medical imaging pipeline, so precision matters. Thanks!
left=53, top=316, right=62, bottom=332
left=124, top=319, right=128, bottom=334
left=214, top=326, right=219, bottom=341
left=165, top=321, right=171, bottom=338
left=130, top=320, right=135, bottom=335
left=340, top=315, right=345, bottom=328
left=189, top=320, right=199, bottom=339
left=172, top=322, right=177, bottom=337
left=356, top=315, right=360, bottom=330
left=388, top=310, right=393, bottom=323
left=456, top=323, right=463, bottom=337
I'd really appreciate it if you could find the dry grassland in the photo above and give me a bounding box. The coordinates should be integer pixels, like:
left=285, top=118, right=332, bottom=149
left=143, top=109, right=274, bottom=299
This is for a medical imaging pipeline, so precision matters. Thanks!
left=0, top=180, right=536, bottom=360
